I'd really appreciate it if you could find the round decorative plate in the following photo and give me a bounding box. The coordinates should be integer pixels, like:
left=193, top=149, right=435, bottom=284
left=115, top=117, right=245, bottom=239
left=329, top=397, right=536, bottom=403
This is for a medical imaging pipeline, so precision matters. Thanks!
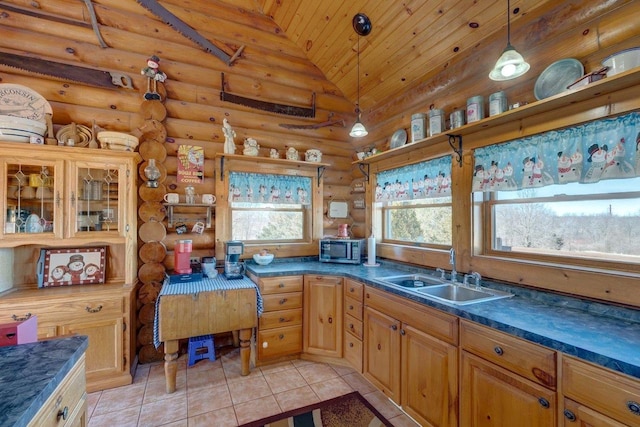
left=0, top=84, right=52, bottom=122
left=534, top=58, right=584, bottom=100
left=390, top=129, right=407, bottom=149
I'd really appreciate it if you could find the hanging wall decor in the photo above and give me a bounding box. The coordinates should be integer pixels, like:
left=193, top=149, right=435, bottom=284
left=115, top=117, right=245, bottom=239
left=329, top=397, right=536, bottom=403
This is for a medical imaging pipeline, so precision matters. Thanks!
left=177, top=145, right=204, bottom=184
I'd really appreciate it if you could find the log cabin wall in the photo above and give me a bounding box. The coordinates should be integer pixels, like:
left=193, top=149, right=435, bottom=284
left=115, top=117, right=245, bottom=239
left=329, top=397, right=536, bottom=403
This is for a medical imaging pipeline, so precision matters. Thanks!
left=1, top=0, right=639, bottom=362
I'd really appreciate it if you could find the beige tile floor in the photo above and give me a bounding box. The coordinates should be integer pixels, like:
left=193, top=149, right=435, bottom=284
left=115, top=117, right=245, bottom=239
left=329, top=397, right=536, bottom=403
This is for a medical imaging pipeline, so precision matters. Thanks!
left=87, top=348, right=420, bottom=426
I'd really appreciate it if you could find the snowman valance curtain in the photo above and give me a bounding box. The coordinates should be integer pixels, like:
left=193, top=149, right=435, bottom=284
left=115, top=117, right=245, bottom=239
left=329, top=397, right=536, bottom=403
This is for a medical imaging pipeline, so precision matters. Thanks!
left=472, top=112, right=640, bottom=192
left=375, top=155, right=452, bottom=202
left=229, top=172, right=312, bottom=205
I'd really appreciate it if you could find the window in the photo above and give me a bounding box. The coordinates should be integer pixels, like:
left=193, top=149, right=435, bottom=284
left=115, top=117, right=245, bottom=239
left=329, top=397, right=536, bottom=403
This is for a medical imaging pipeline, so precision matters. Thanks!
left=476, top=178, right=640, bottom=265
left=374, top=156, right=452, bottom=247
left=473, top=111, right=640, bottom=269
left=228, top=172, right=311, bottom=243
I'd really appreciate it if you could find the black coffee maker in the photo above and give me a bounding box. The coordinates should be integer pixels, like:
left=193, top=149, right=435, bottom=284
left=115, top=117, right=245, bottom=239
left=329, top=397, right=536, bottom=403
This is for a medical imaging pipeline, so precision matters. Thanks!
left=224, top=240, right=244, bottom=279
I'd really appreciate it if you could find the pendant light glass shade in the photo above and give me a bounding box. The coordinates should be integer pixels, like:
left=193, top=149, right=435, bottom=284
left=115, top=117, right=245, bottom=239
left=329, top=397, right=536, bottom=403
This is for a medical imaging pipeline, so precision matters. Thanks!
left=349, top=115, right=368, bottom=137
left=489, top=1, right=529, bottom=81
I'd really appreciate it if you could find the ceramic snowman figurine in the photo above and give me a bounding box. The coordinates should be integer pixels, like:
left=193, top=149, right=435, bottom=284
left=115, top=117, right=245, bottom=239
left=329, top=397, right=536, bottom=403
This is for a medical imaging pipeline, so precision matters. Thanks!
left=286, top=147, right=299, bottom=160
left=243, top=138, right=260, bottom=156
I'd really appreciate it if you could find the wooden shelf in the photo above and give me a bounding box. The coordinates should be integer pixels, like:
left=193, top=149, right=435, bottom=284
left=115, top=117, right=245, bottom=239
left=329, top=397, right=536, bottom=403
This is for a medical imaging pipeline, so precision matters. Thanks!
left=355, top=67, right=640, bottom=165
left=163, top=203, right=215, bottom=228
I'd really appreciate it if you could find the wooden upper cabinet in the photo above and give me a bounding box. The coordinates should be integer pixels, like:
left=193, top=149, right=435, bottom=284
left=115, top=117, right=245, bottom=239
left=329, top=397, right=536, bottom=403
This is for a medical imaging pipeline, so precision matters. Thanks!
left=303, top=275, right=343, bottom=358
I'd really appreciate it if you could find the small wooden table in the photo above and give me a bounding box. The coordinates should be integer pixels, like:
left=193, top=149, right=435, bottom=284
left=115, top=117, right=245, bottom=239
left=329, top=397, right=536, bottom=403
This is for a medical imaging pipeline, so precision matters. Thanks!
left=156, top=277, right=259, bottom=393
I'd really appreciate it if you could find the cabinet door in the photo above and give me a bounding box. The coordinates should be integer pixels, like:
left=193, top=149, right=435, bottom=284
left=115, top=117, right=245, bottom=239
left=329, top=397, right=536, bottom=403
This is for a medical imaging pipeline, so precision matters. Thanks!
left=303, top=276, right=343, bottom=357
left=364, top=306, right=401, bottom=403
left=66, top=159, right=130, bottom=238
left=2, top=156, right=64, bottom=242
left=461, top=351, right=556, bottom=427
left=60, top=316, right=124, bottom=382
left=402, top=323, right=458, bottom=427
left=562, top=398, right=628, bottom=427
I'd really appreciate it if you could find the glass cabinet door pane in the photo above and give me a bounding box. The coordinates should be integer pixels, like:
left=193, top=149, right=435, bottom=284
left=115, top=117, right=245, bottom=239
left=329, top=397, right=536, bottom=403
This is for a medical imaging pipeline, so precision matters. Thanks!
left=73, top=166, right=121, bottom=235
left=5, top=162, right=57, bottom=236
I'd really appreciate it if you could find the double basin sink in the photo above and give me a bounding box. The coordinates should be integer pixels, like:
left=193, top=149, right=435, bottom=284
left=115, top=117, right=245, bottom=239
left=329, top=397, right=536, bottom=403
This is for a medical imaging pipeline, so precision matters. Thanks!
left=377, top=274, right=513, bottom=305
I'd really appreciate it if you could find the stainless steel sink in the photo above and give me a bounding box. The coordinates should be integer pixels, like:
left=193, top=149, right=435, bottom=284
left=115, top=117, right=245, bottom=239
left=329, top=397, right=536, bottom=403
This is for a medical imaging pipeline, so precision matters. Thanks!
left=379, top=274, right=513, bottom=305
left=378, top=274, right=445, bottom=288
left=414, top=284, right=512, bottom=305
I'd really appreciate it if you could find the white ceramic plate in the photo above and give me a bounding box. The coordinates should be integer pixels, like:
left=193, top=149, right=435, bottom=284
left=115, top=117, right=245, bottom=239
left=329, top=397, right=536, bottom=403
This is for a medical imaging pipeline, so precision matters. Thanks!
left=534, top=58, right=584, bottom=100
left=0, top=84, right=52, bottom=123
left=390, top=129, right=407, bottom=149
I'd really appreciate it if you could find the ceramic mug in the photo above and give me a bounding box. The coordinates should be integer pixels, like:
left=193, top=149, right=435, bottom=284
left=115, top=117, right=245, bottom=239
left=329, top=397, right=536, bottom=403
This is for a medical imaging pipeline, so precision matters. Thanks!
left=163, top=193, right=179, bottom=204
left=202, top=194, right=216, bottom=205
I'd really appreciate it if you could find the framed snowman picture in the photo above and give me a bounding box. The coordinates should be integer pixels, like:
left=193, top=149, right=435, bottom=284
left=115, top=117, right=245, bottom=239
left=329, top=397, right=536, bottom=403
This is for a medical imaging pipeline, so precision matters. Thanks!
left=37, top=247, right=107, bottom=287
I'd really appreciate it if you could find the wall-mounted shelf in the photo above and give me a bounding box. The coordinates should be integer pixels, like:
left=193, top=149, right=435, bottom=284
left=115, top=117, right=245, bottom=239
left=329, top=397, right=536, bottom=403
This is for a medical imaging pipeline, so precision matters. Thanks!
left=353, top=67, right=640, bottom=166
left=164, top=203, right=215, bottom=228
left=216, top=154, right=330, bottom=184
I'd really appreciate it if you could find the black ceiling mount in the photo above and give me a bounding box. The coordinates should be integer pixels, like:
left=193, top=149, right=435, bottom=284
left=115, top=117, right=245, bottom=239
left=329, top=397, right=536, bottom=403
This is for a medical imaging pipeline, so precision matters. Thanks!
left=353, top=13, right=372, bottom=36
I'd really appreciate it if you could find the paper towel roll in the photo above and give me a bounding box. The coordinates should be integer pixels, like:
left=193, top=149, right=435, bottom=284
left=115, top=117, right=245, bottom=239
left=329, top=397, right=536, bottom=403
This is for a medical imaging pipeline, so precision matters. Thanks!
left=368, top=236, right=376, bottom=265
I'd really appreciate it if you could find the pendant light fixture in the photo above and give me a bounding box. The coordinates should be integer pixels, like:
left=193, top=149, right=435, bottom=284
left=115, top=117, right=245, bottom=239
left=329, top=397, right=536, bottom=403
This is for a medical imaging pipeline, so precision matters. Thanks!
left=489, top=0, right=530, bottom=81
left=350, top=13, right=372, bottom=138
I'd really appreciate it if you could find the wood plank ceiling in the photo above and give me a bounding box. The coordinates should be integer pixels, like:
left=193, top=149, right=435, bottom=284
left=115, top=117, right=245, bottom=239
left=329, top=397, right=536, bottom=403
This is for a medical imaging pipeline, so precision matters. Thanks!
left=214, top=0, right=557, bottom=115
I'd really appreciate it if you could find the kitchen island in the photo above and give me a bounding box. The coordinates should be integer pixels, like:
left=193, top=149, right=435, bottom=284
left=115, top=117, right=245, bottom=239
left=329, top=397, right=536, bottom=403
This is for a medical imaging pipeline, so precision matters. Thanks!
left=0, top=335, right=88, bottom=427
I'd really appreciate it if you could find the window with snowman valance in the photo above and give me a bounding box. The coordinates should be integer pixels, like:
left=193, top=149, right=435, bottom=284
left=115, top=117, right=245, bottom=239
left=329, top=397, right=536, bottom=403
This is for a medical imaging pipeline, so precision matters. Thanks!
left=472, top=111, right=640, bottom=192
left=374, top=155, right=452, bottom=202
left=228, top=172, right=312, bottom=205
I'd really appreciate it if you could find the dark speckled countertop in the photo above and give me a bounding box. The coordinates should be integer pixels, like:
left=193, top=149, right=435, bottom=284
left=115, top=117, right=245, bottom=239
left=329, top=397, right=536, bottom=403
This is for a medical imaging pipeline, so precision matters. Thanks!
left=246, top=258, right=640, bottom=380
left=0, top=335, right=88, bottom=427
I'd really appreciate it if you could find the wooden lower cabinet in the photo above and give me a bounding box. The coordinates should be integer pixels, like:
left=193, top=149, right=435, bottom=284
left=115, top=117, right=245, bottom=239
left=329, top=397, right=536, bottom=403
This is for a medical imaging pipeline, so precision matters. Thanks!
left=343, top=279, right=364, bottom=372
left=460, top=320, right=557, bottom=426
left=364, top=286, right=458, bottom=427
left=249, top=274, right=304, bottom=362
left=28, top=355, right=87, bottom=427
left=561, top=355, right=640, bottom=426
left=0, top=285, right=134, bottom=393
left=303, top=275, right=343, bottom=358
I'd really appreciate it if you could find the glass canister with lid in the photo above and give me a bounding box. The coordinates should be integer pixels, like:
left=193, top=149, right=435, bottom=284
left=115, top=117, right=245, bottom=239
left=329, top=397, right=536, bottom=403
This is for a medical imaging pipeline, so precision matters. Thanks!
left=410, top=113, right=426, bottom=143
left=428, top=108, right=446, bottom=136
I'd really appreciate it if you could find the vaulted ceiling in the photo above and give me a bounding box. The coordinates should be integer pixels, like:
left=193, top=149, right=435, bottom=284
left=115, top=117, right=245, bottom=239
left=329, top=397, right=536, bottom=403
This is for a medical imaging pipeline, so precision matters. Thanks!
left=214, top=0, right=557, bottom=114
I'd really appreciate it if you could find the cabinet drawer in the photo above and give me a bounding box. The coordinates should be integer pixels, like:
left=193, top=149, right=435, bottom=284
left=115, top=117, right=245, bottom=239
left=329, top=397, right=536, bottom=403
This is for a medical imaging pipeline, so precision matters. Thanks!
left=344, top=331, right=363, bottom=372
left=562, top=356, right=640, bottom=426
left=258, top=325, right=302, bottom=360
left=344, top=296, right=363, bottom=321
left=262, top=292, right=303, bottom=312
left=56, top=297, right=123, bottom=320
left=344, top=313, right=363, bottom=340
left=259, top=308, right=302, bottom=330
left=28, top=356, right=86, bottom=427
left=460, top=320, right=556, bottom=389
left=258, top=276, right=303, bottom=294
left=344, top=279, right=364, bottom=301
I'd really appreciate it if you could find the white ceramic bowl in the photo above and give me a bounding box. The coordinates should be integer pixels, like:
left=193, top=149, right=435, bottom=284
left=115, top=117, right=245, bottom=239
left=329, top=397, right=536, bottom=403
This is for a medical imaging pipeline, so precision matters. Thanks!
left=253, top=253, right=275, bottom=265
left=97, top=131, right=139, bottom=151
left=602, top=47, right=640, bottom=76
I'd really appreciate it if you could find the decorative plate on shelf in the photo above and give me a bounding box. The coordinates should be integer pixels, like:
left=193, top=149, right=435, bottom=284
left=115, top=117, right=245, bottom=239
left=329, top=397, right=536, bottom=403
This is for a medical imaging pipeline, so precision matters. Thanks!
left=534, top=58, right=584, bottom=100
left=0, top=83, right=52, bottom=122
left=390, top=128, right=407, bottom=149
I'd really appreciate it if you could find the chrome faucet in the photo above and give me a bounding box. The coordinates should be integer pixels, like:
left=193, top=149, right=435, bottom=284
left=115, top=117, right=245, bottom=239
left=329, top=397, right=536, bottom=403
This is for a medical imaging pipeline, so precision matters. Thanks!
left=463, top=271, right=482, bottom=288
left=449, top=248, right=457, bottom=283
left=436, top=267, right=446, bottom=280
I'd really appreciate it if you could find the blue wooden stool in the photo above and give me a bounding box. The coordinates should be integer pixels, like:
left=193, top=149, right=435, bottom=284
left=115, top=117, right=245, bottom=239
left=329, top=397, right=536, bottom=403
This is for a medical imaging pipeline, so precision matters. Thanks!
left=187, top=334, right=215, bottom=367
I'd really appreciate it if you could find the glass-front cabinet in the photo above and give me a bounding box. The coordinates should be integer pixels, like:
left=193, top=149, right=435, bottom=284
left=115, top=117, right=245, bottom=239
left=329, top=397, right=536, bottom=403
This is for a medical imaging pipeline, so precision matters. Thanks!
left=1, top=144, right=137, bottom=245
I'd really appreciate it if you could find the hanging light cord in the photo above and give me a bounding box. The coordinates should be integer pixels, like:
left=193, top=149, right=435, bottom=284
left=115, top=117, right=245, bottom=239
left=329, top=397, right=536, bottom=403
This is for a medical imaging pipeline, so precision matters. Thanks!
left=506, top=0, right=511, bottom=46
left=356, top=35, right=361, bottom=115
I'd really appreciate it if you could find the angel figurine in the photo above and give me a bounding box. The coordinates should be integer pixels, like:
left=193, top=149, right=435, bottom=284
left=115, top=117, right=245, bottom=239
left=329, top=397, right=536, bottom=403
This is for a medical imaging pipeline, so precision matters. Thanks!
left=222, top=118, right=236, bottom=154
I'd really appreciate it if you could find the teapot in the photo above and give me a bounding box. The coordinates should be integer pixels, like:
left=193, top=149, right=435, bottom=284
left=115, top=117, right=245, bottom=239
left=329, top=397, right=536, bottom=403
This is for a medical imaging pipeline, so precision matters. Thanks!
left=337, top=223, right=350, bottom=238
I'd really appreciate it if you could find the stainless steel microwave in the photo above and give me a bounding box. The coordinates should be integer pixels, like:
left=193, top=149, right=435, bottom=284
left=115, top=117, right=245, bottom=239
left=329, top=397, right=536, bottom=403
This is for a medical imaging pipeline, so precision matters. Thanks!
left=319, top=239, right=364, bottom=264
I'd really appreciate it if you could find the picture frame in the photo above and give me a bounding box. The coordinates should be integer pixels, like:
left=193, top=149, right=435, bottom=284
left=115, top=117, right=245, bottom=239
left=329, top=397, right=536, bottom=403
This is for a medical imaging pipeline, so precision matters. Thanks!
left=37, top=247, right=107, bottom=288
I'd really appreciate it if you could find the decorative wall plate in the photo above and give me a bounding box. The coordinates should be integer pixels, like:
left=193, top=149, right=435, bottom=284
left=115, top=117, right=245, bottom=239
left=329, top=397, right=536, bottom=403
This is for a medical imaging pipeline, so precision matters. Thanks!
left=0, top=83, right=52, bottom=122
left=390, top=129, right=407, bottom=149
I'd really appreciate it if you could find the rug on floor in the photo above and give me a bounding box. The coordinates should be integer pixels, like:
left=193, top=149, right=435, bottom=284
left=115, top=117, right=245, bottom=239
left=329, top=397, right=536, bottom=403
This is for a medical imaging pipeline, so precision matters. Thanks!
left=238, top=391, right=393, bottom=427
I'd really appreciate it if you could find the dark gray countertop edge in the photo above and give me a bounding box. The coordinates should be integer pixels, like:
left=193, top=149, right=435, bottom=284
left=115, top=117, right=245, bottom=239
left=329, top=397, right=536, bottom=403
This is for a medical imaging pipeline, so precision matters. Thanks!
left=2, top=335, right=89, bottom=427
left=246, top=259, right=640, bottom=380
